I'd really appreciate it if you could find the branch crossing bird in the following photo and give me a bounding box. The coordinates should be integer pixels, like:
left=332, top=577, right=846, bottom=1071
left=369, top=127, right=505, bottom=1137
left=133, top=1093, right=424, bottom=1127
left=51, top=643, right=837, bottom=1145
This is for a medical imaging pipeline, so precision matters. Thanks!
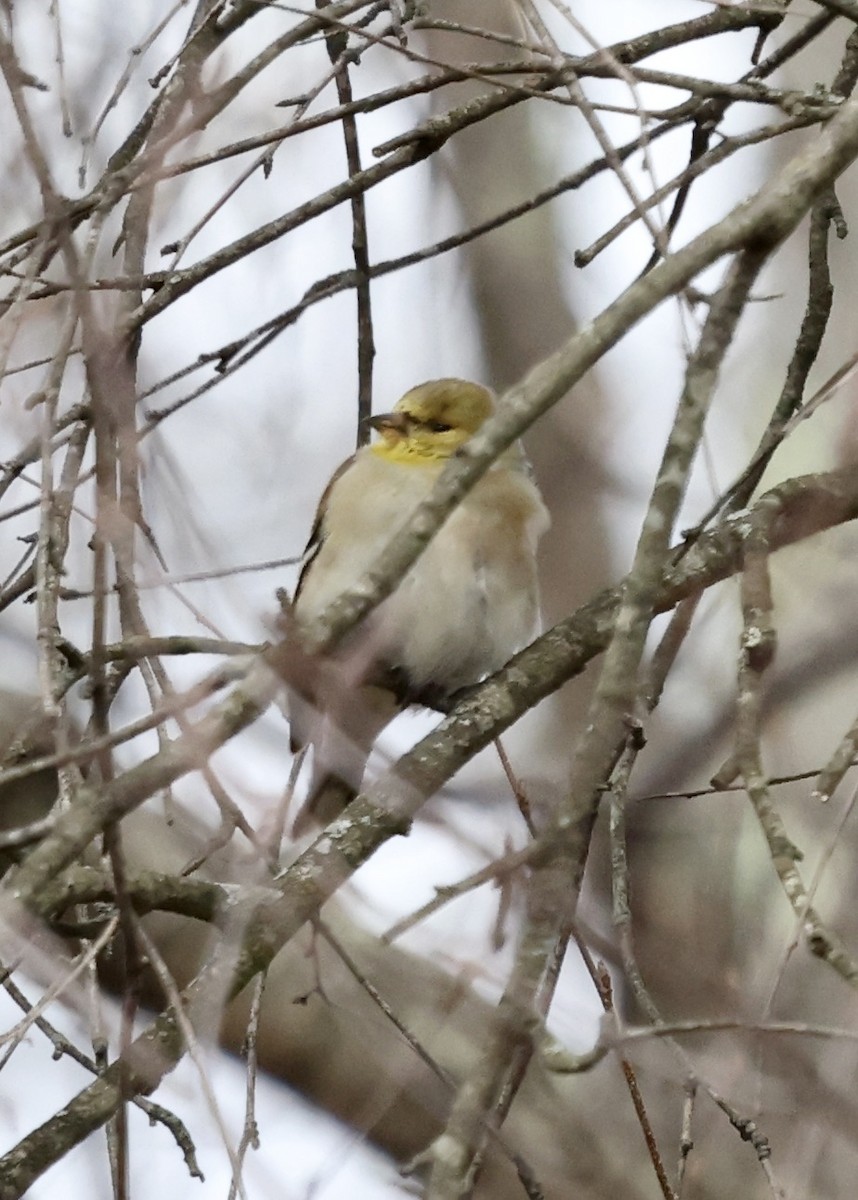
left=288, top=378, right=549, bottom=834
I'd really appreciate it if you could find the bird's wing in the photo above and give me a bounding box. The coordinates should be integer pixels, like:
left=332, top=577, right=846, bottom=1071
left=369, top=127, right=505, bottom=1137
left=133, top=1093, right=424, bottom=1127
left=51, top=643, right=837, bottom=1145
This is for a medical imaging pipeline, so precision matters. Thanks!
left=293, top=453, right=355, bottom=603
left=288, top=455, right=354, bottom=757
left=289, top=452, right=403, bottom=832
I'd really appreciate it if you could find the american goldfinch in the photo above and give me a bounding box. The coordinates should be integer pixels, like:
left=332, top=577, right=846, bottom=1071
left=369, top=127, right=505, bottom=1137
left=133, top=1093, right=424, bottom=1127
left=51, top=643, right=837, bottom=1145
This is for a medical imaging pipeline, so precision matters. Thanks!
left=289, top=378, right=549, bottom=833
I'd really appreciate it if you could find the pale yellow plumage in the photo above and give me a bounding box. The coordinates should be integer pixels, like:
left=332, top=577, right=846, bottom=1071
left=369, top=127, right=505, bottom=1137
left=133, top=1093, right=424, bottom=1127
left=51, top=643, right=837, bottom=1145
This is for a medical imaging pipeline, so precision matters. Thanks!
left=290, top=378, right=549, bottom=832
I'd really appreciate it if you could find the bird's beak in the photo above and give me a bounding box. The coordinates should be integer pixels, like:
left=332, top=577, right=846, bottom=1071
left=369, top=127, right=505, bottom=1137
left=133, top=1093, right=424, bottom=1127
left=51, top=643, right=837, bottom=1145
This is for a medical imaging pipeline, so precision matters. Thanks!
left=367, top=411, right=409, bottom=442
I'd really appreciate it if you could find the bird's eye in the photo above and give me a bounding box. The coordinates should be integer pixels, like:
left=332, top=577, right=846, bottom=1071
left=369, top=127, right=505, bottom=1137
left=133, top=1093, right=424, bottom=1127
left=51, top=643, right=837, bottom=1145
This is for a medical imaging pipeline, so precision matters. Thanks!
left=425, top=419, right=452, bottom=433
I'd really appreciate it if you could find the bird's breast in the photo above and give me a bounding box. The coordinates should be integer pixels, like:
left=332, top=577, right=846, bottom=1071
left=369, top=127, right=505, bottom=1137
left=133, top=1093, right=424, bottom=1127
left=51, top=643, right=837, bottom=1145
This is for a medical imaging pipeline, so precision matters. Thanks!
left=296, top=451, right=548, bottom=695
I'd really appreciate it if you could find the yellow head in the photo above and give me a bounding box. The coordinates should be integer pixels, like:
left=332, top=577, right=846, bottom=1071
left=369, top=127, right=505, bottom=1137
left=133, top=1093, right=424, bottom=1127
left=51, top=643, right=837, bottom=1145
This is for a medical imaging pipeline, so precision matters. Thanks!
left=369, top=379, right=494, bottom=464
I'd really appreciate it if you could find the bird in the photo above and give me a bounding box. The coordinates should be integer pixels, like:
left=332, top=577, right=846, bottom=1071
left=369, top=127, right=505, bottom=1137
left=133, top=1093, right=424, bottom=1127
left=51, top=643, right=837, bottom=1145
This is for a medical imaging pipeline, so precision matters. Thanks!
left=288, top=378, right=549, bottom=834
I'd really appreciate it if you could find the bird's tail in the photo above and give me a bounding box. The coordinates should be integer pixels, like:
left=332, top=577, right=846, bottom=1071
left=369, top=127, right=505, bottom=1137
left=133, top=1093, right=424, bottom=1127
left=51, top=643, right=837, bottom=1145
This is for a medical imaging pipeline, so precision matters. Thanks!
left=290, top=676, right=398, bottom=837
